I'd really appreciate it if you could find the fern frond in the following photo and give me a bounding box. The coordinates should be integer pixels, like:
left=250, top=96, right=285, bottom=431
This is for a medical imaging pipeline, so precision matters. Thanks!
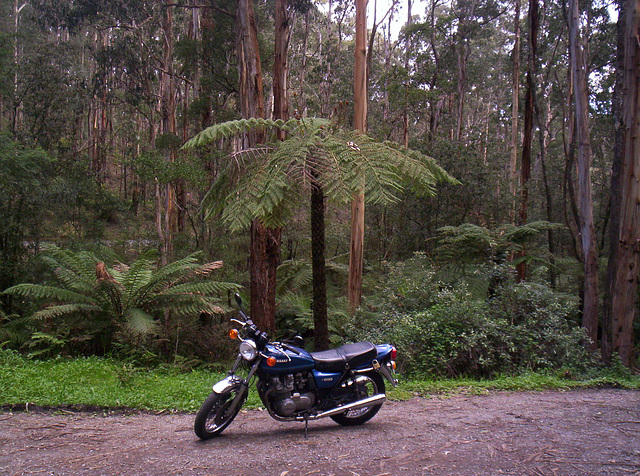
left=195, top=261, right=225, bottom=276
left=182, top=118, right=291, bottom=148
left=382, top=140, right=459, bottom=185
left=3, top=284, right=96, bottom=304
left=157, top=281, right=240, bottom=297
left=144, top=253, right=202, bottom=291
left=119, top=259, right=154, bottom=308
left=94, top=278, right=125, bottom=315
left=50, top=266, right=95, bottom=294
left=154, top=295, right=225, bottom=317
left=501, top=221, right=565, bottom=243
left=31, top=304, right=103, bottom=320
left=277, top=259, right=312, bottom=294
left=436, top=224, right=496, bottom=261
left=122, top=308, right=158, bottom=335
left=221, top=154, right=300, bottom=231
left=41, top=246, right=99, bottom=284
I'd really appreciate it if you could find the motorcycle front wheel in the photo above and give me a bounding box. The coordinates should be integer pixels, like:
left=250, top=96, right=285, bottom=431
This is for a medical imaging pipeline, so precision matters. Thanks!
left=194, top=385, right=245, bottom=439
left=330, top=372, right=385, bottom=426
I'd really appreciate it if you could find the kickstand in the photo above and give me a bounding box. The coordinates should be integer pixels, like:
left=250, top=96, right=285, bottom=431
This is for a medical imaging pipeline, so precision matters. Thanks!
left=303, top=414, right=309, bottom=439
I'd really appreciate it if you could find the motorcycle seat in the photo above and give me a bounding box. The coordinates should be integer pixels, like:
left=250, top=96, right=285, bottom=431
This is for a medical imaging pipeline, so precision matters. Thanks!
left=311, top=341, right=377, bottom=372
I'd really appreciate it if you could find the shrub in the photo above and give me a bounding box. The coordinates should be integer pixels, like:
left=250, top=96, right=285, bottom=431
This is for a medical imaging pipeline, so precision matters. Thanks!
left=348, top=282, right=594, bottom=378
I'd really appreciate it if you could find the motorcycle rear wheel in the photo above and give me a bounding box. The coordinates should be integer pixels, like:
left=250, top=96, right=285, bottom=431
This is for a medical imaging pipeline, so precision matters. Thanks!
left=330, top=372, right=385, bottom=426
left=194, top=385, right=244, bottom=439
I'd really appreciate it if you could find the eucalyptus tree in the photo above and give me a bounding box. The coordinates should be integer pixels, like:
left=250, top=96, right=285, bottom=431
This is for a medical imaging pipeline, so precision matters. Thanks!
left=516, top=0, right=539, bottom=282
left=568, top=0, right=599, bottom=349
left=606, top=0, right=640, bottom=368
left=350, top=0, right=368, bottom=313
left=184, top=117, right=455, bottom=349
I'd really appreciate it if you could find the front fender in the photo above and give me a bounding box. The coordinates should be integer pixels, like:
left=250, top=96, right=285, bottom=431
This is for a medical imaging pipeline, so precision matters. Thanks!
left=212, top=375, right=244, bottom=394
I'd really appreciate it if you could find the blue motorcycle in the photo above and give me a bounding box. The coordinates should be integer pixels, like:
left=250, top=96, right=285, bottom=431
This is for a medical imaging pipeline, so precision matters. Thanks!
left=194, top=294, right=398, bottom=439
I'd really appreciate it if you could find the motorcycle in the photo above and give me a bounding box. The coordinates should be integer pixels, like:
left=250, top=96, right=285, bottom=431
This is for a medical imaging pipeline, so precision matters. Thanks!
left=194, top=294, right=398, bottom=439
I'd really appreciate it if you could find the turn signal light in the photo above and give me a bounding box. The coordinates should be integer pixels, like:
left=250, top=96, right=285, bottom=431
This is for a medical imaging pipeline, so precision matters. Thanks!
left=391, top=346, right=397, bottom=360
left=392, top=361, right=397, bottom=371
left=267, top=356, right=277, bottom=367
left=229, top=328, right=239, bottom=340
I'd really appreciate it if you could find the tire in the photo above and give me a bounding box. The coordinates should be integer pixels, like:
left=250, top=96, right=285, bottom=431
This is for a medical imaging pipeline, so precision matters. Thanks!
left=330, top=372, right=385, bottom=426
left=194, top=385, right=245, bottom=439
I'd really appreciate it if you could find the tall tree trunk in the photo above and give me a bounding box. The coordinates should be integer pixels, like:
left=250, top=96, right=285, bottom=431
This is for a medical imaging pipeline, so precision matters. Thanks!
left=509, top=0, right=522, bottom=222
left=455, top=0, right=477, bottom=142
left=538, top=88, right=557, bottom=287
left=516, top=0, right=538, bottom=281
left=383, top=15, right=392, bottom=124
left=159, top=2, right=177, bottom=265
left=403, top=0, right=412, bottom=147
left=237, top=0, right=265, bottom=130
left=321, top=0, right=334, bottom=117
left=348, top=0, right=368, bottom=312
left=91, top=30, right=110, bottom=185
left=274, top=0, right=292, bottom=139
left=602, top=0, right=628, bottom=364
left=427, top=0, right=442, bottom=141
left=569, top=0, right=599, bottom=349
left=298, top=9, right=310, bottom=116
left=610, top=0, right=640, bottom=367
left=12, top=0, right=27, bottom=134
left=237, top=0, right=278, bottom=335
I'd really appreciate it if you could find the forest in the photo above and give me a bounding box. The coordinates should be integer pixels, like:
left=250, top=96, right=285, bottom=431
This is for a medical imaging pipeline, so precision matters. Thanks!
left=0, top=0, right=638, bottom=377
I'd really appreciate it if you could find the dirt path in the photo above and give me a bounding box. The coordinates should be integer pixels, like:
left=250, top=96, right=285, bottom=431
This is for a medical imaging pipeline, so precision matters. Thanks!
left=1, top=389, right=639, bottom=476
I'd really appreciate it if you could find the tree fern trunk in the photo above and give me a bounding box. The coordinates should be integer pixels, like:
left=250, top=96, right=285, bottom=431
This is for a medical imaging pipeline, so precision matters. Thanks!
left=311, top=183, right=329, bottom=351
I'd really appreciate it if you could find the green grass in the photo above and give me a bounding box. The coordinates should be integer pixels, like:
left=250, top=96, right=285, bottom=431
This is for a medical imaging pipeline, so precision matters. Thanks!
left=391, top=370, right=640, bottom=400
left=0, top=352, right=229, bottom=412
left=1, top=350, right=638, bottom=413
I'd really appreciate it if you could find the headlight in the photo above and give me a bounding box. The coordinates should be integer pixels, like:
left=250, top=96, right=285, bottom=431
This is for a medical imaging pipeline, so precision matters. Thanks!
left=239, top=340, right=258, bottom=361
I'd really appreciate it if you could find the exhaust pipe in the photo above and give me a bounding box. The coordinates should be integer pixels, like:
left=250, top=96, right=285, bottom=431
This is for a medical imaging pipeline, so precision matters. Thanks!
left=303, top=394, right=386, bottom=420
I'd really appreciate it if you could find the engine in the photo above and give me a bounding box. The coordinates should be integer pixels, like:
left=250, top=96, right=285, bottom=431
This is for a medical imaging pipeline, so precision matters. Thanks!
left=268, top=372, right=316, bottom=417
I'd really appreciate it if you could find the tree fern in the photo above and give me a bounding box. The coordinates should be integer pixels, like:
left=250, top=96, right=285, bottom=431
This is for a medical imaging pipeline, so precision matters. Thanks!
left=185, top=117, right=457, bottom=231
left=436, top=222, right=566, bottom=281
left=3, top=248, right=240, bottom=352
left=185, top=116, right=456, bottom=342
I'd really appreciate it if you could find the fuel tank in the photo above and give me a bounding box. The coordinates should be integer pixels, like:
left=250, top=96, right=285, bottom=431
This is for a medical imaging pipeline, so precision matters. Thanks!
left=259, top=344, right=315, bottom=374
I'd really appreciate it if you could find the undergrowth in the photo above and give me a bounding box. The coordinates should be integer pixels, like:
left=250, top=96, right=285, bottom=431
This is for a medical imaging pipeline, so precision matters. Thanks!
left=0, top=350, right=637, bottom=413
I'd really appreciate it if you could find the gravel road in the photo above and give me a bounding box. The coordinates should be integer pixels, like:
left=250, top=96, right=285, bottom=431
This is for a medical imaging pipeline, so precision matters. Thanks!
left=1, top=389, right=639, bottom=476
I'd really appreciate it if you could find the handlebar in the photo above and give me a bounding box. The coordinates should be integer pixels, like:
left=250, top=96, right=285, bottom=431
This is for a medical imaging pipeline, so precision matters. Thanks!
left=231, top=293, right=269, bottom=349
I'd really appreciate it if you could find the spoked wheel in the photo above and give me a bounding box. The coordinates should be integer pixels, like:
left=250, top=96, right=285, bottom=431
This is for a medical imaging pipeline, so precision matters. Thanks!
left=330, top=372, right=385, bottom=426
left=194, top=385, right=245, bottom=439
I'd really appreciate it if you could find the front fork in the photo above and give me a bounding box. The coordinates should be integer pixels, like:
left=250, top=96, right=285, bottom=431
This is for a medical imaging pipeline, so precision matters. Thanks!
left=212, top=354, right=262, bottom=415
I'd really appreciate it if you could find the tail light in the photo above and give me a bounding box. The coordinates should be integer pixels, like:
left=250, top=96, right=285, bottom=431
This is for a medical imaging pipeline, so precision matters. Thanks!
left=391, top=346, right=397, bottom=360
